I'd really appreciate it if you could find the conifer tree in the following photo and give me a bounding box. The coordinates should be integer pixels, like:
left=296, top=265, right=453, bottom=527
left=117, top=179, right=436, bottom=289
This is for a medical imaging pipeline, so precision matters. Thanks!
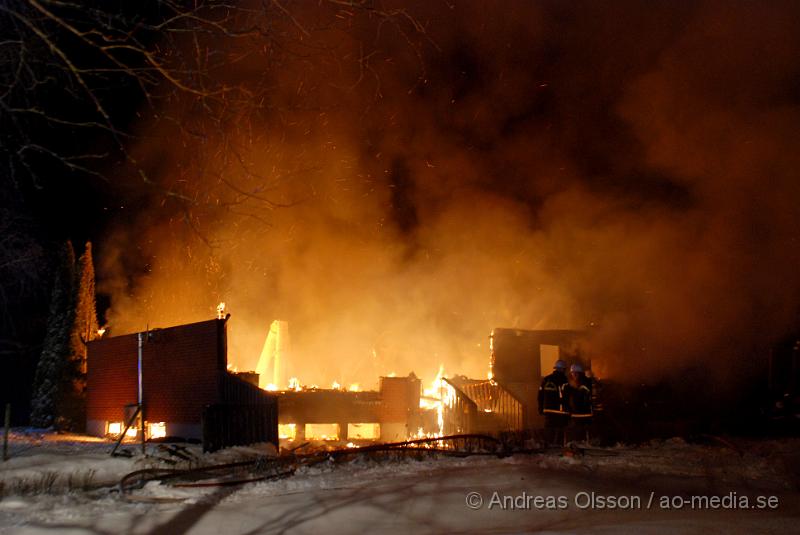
left=29, top=241, right=99, bottom=430
left=74, top=243, right=98, bottom=374
left=57, top=242, right=99, bottom=430
left=30, top=242, right=76, bottom=428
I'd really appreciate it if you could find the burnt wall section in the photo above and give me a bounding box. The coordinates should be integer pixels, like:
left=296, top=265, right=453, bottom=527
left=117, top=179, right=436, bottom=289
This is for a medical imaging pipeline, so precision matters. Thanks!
left=278, top=390, right=382, bottom=424
left=379, top=376, right=421, bottom=423
left=446, top=377, right=524, bottom=433
left=443, top=328, right=591, bottom=430
left=489, top=328, right=587, bottom=385
left=204, top=373, right=279, bottom=452
left=277, top=375, right=421, bottom=441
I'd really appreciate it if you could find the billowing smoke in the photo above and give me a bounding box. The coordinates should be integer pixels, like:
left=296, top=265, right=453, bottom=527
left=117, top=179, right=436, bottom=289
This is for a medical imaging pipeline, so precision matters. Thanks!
left=99, top=1, right=800, bottom=391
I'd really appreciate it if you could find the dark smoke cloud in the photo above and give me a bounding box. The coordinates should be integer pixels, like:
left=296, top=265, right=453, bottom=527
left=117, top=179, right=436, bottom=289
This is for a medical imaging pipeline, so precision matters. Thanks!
left=99, top=0, right=800, bottom=390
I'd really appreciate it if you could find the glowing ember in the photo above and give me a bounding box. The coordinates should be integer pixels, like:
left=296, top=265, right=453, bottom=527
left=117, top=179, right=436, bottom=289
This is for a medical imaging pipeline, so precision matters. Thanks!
left=305, top=423, right=339, bottom=441
left=279, top=423, right=297, bottom=440
left=268, top=367, right=450, bottom=443
left=347, top=423, right=380, bottom=440
left=216, top=302, right=226, bottom=319
left=106, top=421, right=138, bottom=438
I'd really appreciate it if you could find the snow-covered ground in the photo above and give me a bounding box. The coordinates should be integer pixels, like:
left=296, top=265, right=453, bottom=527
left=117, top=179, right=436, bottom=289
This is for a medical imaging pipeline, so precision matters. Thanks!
left=0, top=430, right=138, bottom=496
left=1, top=431, right=799, bottom=534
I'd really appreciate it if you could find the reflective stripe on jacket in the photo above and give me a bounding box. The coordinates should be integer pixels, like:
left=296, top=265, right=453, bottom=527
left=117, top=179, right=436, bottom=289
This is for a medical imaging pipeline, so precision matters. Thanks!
left=539, top=372, right=568, bottom=415
left=567, top=378, right=593, bottom=418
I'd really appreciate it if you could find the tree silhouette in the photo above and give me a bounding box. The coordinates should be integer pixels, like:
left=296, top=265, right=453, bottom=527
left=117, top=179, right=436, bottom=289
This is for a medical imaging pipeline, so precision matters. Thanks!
left=30, top=241, right=98, bottom=430
left=30, top=241, right=76, bottom=428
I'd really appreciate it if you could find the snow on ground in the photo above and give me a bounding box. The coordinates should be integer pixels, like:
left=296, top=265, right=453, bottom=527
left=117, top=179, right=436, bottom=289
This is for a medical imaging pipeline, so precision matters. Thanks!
left=0, top=430, right=141, bottom=495
left=1, top=431, right=799, bottom=534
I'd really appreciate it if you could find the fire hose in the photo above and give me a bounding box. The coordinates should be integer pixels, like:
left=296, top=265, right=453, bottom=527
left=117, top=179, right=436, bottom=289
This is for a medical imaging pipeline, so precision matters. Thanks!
left=119, top=433, right=517, bottom=494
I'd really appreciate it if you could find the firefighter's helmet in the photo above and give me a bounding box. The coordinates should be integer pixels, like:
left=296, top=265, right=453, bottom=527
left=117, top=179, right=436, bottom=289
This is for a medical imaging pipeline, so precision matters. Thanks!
left=570, top=363, right=583, bottom=373
left=554, top=359, right=567, bottom=370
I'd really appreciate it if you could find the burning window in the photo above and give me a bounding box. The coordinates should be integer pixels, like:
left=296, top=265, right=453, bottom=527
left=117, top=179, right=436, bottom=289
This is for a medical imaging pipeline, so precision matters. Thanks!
left=107, top=422, right=121, bottom=435
left=279, top=423, right=297, bottom=440
left=305, top=423, right=340, bottom=441
left=347, top=423, right=380, bottom=440
left=148, top=422, right=166, bottom=439
left=106, top=422, right=137, bottom=438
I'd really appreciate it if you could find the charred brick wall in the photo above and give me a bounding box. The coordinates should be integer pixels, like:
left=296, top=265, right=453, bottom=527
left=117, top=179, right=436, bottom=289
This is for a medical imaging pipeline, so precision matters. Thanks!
left=379, top=376, right=421, bottom=423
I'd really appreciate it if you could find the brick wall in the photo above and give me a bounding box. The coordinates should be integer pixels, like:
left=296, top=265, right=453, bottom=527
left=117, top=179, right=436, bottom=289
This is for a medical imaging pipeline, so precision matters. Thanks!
left=86, top=319, right=225, bottom=430
left=142, top=320, right=223, bottom=423
left=379, top=376, right=421, bottom=423
left=86, top=333, right=138, bottom=424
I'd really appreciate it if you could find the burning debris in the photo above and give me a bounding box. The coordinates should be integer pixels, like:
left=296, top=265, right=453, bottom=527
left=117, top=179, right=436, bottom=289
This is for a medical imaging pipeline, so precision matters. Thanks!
left=223, top=319, right=599, bottom=446
left=85, top=300, right=794, bottom=461
left=271, top=374, right=423, bottom=444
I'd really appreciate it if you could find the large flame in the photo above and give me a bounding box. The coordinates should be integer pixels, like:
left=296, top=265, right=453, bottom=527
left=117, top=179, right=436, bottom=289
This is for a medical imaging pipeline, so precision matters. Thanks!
left=418, top=364, right=446, bottom=437
left=255, top=320, right=290, bottom=389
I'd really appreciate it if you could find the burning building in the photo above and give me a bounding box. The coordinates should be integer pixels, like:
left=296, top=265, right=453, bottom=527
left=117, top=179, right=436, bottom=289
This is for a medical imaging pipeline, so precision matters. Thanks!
left=439, top=328, right=589, bottom=434
left=264, top=326, right=592, bottom=442
left=276, top=375, right=421, bottom=443
left=87, top=314, right=428, bottom=448
left=86, top=312, right=592, bottom=451
left=86, top=318, right=278, bottom=451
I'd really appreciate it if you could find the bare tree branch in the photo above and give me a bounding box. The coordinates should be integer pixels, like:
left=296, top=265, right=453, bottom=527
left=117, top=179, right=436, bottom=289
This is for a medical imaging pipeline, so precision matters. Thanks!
left=0, top=0, right=433, bottom=226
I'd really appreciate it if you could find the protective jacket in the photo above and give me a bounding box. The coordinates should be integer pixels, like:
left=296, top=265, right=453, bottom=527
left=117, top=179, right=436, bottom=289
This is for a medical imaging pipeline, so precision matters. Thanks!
left=538, top=371, right=568, bottom=415
left=566, top=373, right=593, bottom=419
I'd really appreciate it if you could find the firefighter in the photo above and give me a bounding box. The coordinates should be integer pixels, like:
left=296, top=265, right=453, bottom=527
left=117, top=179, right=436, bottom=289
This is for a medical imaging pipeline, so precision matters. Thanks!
left=585, top=368, right=605, bottom=443
left=585, top=369, right=604, bottom=415
left=566, top=363, right=593, bottom=443
left=538, top=359, right=569, bottom=446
